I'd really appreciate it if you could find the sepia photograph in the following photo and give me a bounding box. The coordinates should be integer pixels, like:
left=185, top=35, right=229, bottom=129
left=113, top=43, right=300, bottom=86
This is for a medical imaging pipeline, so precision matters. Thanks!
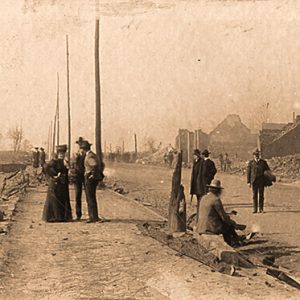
left=0, top=0, right=300, bottom=299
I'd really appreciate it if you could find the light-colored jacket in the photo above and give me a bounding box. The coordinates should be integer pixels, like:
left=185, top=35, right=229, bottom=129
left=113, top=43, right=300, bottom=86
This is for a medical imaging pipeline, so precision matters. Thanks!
left=84, top=151, right=100, bottom=180
left=196, top=192, right=235, bottom=234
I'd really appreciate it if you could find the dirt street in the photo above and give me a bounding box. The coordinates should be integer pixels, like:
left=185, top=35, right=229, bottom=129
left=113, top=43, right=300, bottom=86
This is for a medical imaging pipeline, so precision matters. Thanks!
left=105, top=162, right=300, bottom=277
left=0, top=180, right=299, bottom=299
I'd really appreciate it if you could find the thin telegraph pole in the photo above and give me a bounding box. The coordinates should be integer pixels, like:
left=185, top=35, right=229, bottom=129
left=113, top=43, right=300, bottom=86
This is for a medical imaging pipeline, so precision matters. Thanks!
left=56, top=72, right=60, bottom=146
left=95, top=19, right=102, bottom=161
left=66, top=35, right=71, bottom=166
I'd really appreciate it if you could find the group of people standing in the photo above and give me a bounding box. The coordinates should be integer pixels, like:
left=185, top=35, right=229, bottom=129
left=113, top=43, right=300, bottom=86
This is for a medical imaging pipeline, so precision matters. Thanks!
left=42, top=137, right=104, bottom=223
left=190, top=148, right=272, bottom=246
left=32, top=147, right=46, bottom=174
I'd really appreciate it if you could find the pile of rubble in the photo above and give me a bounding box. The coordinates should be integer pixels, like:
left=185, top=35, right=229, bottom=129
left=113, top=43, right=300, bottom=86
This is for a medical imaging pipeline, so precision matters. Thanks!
left=268, top=154, right=300, bottom=181
left=136, top=147, right=168, bottom=166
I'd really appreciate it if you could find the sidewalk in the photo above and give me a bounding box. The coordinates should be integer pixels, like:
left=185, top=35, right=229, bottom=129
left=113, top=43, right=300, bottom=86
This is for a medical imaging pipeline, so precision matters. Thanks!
left=0, top=187, right=299, bottom=299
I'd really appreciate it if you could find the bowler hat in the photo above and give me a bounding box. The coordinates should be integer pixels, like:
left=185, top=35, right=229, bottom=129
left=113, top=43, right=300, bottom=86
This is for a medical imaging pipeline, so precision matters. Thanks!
left=193, top=149, right=201, bottom=157
left=202, top=149, right=211, bottom=156
left=80, top=140, right=92, bottom=150
left=252, top=148, right=260, bottom=155
left=207, top=179, right=224, bottom=190
left=56, top=144, right=68, bottom=153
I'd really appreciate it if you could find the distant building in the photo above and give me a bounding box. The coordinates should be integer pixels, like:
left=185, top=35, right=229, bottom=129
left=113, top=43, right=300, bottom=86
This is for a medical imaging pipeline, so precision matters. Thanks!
left=260, top=115, right=300, bottom=158
left=208, top=114, right=258, bottom=159
left=175, top=128, right=209, bottom=164
left=175, top=129, right=195, bottom=164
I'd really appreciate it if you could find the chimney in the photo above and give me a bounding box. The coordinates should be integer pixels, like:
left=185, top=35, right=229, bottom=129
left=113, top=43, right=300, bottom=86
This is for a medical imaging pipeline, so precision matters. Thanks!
left=293, top=112, right=296, bottom=123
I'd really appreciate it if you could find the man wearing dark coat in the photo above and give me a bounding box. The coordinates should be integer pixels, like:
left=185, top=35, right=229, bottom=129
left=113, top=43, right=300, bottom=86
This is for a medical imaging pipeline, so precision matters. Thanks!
left=72, top=137, right=86, bottom=221
left=202, top=149, right=217, bottom=192
left=80, top=140, right=103, bottom=223
left=247, top=148, right=270, bottom=213
left=32, top=147, right=40, bottom=174
left=196, top=179, right=246, bottom=247
left=190, top=149, right=206, bottom=220
left=42, top=145, right=72, bottom=222
left=39, top=147, right=46, bottom=173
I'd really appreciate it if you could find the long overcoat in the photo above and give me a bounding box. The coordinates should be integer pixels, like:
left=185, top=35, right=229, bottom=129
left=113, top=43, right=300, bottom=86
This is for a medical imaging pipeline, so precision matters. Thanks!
left=190, top=158, right=206, bottom=197
left=247, top=159, right=270, bottom=186
left=42, top=159, right=72, bottom=222
left=203, top=158, right=217, bottom=186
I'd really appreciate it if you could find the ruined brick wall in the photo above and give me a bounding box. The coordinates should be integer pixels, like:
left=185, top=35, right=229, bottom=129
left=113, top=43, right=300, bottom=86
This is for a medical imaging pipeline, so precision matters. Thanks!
left=262, top=125, right=300, bottom=158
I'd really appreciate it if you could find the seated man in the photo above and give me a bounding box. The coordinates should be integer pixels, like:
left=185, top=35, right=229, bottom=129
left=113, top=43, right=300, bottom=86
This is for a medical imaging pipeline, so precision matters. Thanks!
left=196, top=179, right=246, bottom=247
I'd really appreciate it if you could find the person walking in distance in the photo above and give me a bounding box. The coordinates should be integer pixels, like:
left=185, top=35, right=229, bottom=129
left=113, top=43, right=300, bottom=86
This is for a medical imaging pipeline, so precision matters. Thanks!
left=72, top=137, right=86, bottom=221
left=202, top=149, right=217, bottom=193
left=190, top=149, right=206, bottom=221
left=247, top=149, right=270, bottom=213
left=80, top=140, right=104, bottom=223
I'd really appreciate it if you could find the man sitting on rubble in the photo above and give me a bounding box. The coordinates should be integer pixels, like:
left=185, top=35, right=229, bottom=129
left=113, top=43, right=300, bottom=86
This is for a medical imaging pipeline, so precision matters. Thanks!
left=196, top=179, right=246, bottom=247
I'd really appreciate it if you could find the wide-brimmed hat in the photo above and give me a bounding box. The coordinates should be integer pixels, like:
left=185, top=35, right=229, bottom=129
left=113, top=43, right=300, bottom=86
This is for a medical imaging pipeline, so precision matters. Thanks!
left=207, top=179, right=224, bottom=190
left=252, top=148, right=260, bottom=155
left=56, top=144, right=68, bottom=153
left=80, top=140, right=92, bottom=150
left=202, top=149, right=211, bottom=156
left=193, top=149, right=201, bottom=157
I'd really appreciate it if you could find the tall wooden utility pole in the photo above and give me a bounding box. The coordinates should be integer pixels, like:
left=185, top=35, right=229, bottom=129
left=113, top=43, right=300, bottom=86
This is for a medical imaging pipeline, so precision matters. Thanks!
left=66, top=35, right=71, bottom=166
left=56, top=72, right=60, bottom=146
left=134, top=133, right=137, bottom=155
left=95, top=18, right=103, bottom=166
left=50, top=121, right=53, bottom=158
left=52, top=113, right=57, bottom=157
left=47, top=124, right=51, bottom=160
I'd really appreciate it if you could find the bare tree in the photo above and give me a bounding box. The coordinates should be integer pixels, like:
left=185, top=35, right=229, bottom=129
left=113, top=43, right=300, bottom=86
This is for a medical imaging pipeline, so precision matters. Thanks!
left=22, top=139, right=33, bottom=152
left=7, top=125, right=24, bottom=152
left=144, top=136, right=157, bottom=154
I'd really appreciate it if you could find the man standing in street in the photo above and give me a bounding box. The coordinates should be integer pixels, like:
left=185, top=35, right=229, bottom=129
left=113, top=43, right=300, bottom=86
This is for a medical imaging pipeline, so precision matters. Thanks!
left=247, top=149, right=270, bottom=213
left=202, top=149, right=217, bottom=193
left=190, top=149, right=206, bottom=220
left=32, top=147, right=40, bottom=175
left=39, top=147, right=46, bottom=173
left=72, top=137, right=86, bottom=221
left=80, top=140, right=102, bottom=223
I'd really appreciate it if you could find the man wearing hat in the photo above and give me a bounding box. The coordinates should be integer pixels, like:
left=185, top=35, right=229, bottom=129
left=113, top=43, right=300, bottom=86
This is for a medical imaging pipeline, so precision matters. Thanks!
left=80, top=140, right=103, bottom=223
left=202, top=149, right=217, bottom=192
left=190, top=149, right=206, bottom=220
left=196, top=179, right=246, bottom=247
left=32, top=147, right=40, bottom=175
left=247, top=149, right=270, bottom=213
left=72, top=137, right=86, bottom=220
left=39, top=147, right=46, bottom=173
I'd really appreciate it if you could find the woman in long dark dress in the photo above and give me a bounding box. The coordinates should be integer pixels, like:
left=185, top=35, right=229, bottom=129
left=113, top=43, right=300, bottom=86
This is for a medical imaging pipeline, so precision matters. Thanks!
left=42, top=145, right=72, bottom=222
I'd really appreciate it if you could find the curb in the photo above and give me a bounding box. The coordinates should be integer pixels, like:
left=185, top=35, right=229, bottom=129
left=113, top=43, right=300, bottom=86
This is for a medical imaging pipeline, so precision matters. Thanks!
left=105, top=188, right=167, bottom=222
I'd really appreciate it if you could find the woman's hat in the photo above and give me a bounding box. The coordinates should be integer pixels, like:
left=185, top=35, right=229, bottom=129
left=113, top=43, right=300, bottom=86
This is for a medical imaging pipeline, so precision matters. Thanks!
left=56, top=144, right=68, bottom=153
left=76, top=137, right=84, bottom=145
left=207, top=179, right=224, bottom=190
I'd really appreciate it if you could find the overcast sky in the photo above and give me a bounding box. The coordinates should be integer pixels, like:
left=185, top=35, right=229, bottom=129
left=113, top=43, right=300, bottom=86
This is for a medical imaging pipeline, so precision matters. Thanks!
left=1, top=0, right=300, bottom=152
